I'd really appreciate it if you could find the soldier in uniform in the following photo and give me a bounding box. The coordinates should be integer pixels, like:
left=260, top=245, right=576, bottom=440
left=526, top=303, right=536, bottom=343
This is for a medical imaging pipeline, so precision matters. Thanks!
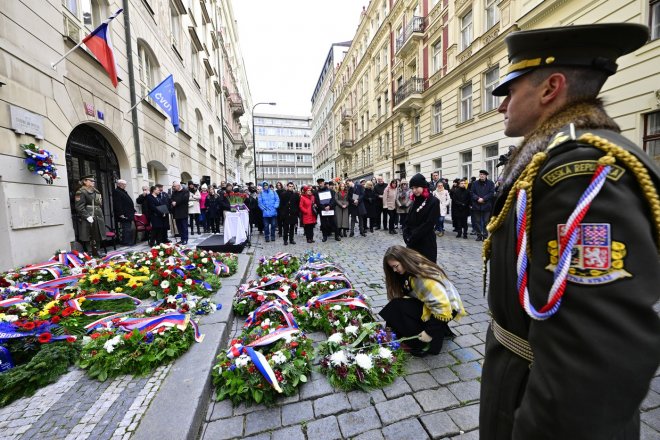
left=479, top=23, right=660, bottom=439
left=74, top=174, right=105, bottom=256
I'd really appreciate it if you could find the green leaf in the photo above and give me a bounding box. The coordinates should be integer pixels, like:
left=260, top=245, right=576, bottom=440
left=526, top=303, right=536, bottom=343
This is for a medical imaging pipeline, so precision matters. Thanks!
left=299, top=374, right=307, bottom=383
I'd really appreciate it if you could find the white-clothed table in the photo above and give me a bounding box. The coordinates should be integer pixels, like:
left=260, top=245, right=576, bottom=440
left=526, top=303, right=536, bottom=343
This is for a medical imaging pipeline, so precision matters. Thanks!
left=223, top=210, right=249, bottom=244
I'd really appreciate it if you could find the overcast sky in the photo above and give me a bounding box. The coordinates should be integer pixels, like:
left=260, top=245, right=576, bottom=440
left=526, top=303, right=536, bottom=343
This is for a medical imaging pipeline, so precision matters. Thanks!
left=232, top=0, right=364, bottom=117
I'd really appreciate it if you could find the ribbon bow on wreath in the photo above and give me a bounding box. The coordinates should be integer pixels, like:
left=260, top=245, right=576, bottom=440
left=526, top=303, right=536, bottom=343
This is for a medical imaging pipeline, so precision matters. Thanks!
left=23, top=143, right=58, bottom=184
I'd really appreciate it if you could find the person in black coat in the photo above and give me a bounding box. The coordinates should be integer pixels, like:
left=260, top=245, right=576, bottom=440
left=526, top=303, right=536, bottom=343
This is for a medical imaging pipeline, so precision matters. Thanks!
left=205, top=187, right=230, bottom=234
left=279, top=182, right=300, bottom=245
left=403, top=174, right=440, bottom=263
left=374, top=176, right=387, bottom=230
left=363, top=181, right=380, bottom=232
left=170, top=181, right=190, bottom=244
left=451, top=179, right=470, bottom=239
left=316, top=182, right=340, bottom=242
left=247, top=187, right=263, bottom=233
left=470, top=170, right=496, bottom=241
left=275, top=181, right=285, bottom=237
left=112, top=179, right=136, bottom=246
left=347, top=179, right=367, bottom=236
left=146, top=186, right=169, bottom=245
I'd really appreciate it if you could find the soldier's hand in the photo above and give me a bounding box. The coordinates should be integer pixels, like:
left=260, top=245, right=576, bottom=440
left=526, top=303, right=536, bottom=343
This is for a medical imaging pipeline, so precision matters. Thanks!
left=86, top=216, right=94, bottom=223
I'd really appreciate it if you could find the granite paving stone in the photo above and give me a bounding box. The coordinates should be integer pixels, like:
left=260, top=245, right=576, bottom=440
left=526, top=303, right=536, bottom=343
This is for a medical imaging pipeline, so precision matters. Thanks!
left=420, top=411, right=461, bottom=439
left=271, top=425, right=305, bottom=440
left=381, top=418, right=429, bottom=440
left=381, top=377, right=412, bottom=399
left=447, top=404, right=481, bottom=432
left=305, top=416, right=341, bottom=440
left=346, top=390, right=387, bottom=410
left=448, top=380, right=481, bottom=403
left=353, top=429, right=386, bottom=440
left=430, top=367, right=460, bottom=385
left=450, top=429, right=480, bottom=440
left=313, top=393, right=352, bottom=418
left=244, top=407, right=281, bottom=435
left=415, top=388, right=460, bottom=412
left=202, top=416, right=244, bottom=440
left=337, top=407, right=382, bottom=438
left=405, top=372, right=438, bottom=391
left=281, top=401, right=314, bottom=426
left=375, top=395, right=422, bottom=425
left=452, top=362, right=483, bottom=381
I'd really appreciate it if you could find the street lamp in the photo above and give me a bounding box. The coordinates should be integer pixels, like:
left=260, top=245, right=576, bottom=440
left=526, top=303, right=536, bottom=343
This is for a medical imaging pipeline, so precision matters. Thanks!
left=252, top=102, right=276, bottom=184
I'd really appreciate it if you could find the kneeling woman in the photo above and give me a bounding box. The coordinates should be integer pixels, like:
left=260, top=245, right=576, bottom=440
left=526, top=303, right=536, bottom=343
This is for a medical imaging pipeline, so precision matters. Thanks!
left=379, top=245, right=466, bottom=357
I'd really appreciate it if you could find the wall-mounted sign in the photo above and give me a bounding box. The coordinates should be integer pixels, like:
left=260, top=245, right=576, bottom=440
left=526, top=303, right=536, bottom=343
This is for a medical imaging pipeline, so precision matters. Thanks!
left=10, top=105, right=44, bottom=139
left=97, top=110, right=105, bottom=121
left=84, top=102, right=95, bottom=116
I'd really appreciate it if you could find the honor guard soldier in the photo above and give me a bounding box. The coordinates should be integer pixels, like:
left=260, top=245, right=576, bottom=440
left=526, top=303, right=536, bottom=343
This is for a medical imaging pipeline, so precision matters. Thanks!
left=479, top=23, right=660, bottom=439
left=75, top=174, right=105, bottom=257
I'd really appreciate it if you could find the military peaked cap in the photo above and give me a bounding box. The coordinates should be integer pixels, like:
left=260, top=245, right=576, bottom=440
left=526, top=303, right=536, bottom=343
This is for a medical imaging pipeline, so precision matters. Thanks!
left=492, top=23, right=649, bottom=96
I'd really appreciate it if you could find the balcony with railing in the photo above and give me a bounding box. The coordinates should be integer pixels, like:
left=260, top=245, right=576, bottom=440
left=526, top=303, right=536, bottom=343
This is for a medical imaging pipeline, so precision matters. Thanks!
left=395, top=16, right=426, bottom=57
left=340, top=108, right=354, bottom=126
left=394, top=77, right=426, bottom=112
left=340, top=135, right=354, bottom=148
left=229, top=93, right=244, bottom=116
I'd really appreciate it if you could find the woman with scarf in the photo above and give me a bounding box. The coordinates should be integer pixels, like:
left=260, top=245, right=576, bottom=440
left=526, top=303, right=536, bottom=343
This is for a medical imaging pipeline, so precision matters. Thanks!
left=334, top=182, right=350, bottom=237
left=299, top=185, right=317, bottom=243
left=380, top=245, right=465, bottom=357
left=395, top=180, right=412, bottom=233
left=403, top=173, right=440, bottom=263
left=433, top=182, right=451, bottom=236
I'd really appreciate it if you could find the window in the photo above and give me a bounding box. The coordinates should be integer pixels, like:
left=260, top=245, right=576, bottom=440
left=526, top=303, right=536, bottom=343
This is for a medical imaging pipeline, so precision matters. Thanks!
left=432, top=101, right=442, bottom=134
left=378, top=136, right=383, bottom=156
left=432, top=39, right=442, bottom=73
left=652, top=0, right=660, bottom=40
left=66, top=0, right=104, bottom=29
left=460, top=150, right=473, bottom=178
left=644, top=111, right=660, bottom=167
left=433, top=158, right=442, bottom=177
left=460, top=10, right=473, bottom=50
left=483, top=67, right=500, bottom=112
left=208, top=126, right=215, bottom=156
left=175, top=84, right=186, bottom=130
left=460, top=83, right=473, bottom=122
left=195, top=110, right=203, bottom=145
left=414, top=164, right=421, bottom=174
left=138, top=43, right=157, bottom=96
left=170, top=1, right=182, bottom=47
left=377, top=98, right=382, bottom=118
left=485, top=0, right=499, bottom=31
left=190, top=49, right=199, bottom=84
left=413, top=116, right=421, bottom=143
left=398, top=123, right=405, bottom=147
left=484, top=144, right=499, bottom=179
left=366, top=146, right=371, bottom=164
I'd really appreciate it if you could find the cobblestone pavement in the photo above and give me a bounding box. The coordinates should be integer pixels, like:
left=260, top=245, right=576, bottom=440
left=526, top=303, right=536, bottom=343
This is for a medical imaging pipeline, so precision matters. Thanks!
left=200, top=226, right=660, bottom=440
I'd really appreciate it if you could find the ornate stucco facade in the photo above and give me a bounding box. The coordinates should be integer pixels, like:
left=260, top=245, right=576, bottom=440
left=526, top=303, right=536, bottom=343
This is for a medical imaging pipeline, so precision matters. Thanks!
left=328, top=0, right=660, bottom=183
left=0, top=0, right=251, bottom=269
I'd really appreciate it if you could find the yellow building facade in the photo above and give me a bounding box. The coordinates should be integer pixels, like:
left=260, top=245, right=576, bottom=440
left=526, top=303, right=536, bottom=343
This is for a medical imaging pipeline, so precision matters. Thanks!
left=331, top=0, right=660, bottom=184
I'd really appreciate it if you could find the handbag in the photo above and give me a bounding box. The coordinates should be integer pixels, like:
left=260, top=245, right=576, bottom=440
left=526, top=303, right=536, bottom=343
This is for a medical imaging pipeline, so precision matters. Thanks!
left=155, top=205, right=169, bottom=216
left=188, top=200, right=194, bottom=208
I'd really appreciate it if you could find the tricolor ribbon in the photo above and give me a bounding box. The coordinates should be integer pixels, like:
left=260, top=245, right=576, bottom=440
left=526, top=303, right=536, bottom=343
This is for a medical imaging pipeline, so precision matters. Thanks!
left=246, top=347, right=282, bottom=393
left=239, top=275, right=287, bottom=293
left=102, top=251, right=128, bottom=263
left=227, top=327, right=299, bottom=358
left=213, top=261, right=230, bottom=275
left=236, top=288, right=292, bottom=305
left=27, top=274, right=84, bottom=295
left=245, top=300, right=298, bottom=329
left=51, top=252, right=88, bottom=268
left=0, top=296, right=26, bottom=308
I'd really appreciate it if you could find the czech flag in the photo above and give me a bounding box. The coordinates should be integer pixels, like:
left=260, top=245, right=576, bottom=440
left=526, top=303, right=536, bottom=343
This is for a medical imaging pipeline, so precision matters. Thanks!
left=82, top=9, right=123, bottom=88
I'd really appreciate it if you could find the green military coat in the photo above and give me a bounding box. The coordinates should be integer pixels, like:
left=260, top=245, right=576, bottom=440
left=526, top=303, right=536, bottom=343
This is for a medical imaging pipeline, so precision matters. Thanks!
left=480, top=103, right=660, bottom=439
left=74, top=187, right=105, bottom=242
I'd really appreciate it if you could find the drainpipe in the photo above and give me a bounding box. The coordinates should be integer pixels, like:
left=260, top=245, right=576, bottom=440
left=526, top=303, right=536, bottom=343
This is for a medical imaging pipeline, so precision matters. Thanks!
left=213, top=5, right=228, bottom=182
left=122, top=0, right=142, bottom=173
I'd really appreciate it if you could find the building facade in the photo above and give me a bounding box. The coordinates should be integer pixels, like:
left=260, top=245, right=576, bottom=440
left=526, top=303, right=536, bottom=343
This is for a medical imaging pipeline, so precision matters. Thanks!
left=311, top=42, right=351, bottom=182
left=330, top=0, right=660, bottom=184
left=254, top=113, right=313, bottom=187
left=0, top=0, right=250, bottom=269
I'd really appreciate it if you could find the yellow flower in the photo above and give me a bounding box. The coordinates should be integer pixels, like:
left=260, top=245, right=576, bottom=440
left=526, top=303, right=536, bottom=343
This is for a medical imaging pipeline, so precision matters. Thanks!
left=89, top=274, right=101, bottom=283
left=115, top=287, right=123, bottom=292
left=38, top=300, right=58, bottom=318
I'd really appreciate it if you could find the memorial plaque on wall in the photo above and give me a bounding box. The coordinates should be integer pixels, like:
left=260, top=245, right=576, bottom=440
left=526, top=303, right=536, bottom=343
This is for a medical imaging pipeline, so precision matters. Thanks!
left=9, top=105, right=45, bottom=139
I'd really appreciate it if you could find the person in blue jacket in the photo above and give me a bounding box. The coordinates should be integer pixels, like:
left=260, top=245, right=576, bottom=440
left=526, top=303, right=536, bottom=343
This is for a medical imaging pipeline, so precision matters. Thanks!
left=470, top=169, right=495, bottom=241
left=258, top=181, right=280, bottom=242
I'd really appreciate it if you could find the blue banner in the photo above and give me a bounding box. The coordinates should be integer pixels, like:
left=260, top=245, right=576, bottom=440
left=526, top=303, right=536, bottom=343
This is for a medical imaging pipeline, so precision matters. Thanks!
left=148, top=74, right=180, bottom=132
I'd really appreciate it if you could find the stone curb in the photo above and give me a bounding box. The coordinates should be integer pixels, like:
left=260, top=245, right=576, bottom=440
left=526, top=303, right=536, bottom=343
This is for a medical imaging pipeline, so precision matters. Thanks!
left=131, top=251, right=253, bottom=440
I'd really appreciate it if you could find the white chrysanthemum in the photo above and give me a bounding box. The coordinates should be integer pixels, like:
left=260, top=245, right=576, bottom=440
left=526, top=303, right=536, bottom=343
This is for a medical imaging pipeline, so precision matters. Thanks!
left=201, top=258, right=208, bottom=264
left=166, top=295, right=177, bottom=304
left=344, top=325, right=358, bottom=335
left=185, top=279, right=193, bottom=285
left=187, top=300, right=197, bottom=310
left=333, top=320, right=340, bottom=327
left=159, top=251, right=164, bottom=256
left=1, top=314, right=18, bottom=323
left=263, top=318, right=271, bottom=327
left=163, top=270, right=171, bottom=276
left=145, top=307, right=155, bottom=313
left=329, top=350, right=349, bottom=366
left=149, top=291, right=156, bottom=297
left=332, top=305, right=341, bottom=311
left=160, top=280, right=170, bottom=289
left=103, top=335, right=122, bottom=353
left=283, top=332, right=293, bottom=343
left=354, top=353, right=373, bottom=370
left=378, top=347, right=393, bottom=360
left=235, top=354, right=251, bottom=367
left=272, top=351, right=287, bottom=365
left=327, top=332, right=343, bottom=344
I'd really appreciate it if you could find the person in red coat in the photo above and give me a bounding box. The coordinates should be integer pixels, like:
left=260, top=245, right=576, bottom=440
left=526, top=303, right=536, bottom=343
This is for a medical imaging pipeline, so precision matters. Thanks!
left=299, top=186, right=317, bottom=243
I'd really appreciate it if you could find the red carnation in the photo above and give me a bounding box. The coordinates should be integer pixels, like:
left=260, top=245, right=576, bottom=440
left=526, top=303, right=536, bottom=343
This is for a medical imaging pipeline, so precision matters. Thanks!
left=117, top=275, right=124, bottom=281
left=90, top=332, right=101, bottom=339
left=59, top=294, right=72, bottom=301
left=163, top=288, right=170, bottom=294
left=23, top=321, right=36, bottom=331
left=66, top=336, right=76, bottom=343
left=35, top=294, right=47, bottom=302
left=48, top=305, right=61, bottom=315
left=92, top=278, right=100, bottom=284
left=290, top=341, right=298, bottom=348
left=61, top=307, right=75, bottom=317
left=51, top=316, right=61, bottom=324
left=290, top=292, right=298, bottom=299
left=124, top=333, right=133, bottom=340
left=153, top=279, right=160, bottom=286
left=38, top=332, right=52, bottom=344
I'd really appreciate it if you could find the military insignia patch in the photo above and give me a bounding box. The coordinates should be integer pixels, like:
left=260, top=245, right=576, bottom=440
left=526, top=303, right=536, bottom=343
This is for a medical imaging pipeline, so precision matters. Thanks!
left=546, top=223, right=631, bottom=284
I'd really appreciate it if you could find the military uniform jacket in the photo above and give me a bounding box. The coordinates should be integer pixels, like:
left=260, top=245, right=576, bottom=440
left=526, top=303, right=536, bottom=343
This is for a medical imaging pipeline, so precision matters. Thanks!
left=480, top=102, right=660, bottom=440
left=75, top=187, right=105, bottom=242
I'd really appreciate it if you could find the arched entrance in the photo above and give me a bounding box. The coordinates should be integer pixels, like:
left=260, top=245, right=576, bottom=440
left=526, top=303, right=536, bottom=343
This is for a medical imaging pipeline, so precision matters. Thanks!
left=181, top=172, right=192, bottom=185
left=65, top=124, right=120, bottom=241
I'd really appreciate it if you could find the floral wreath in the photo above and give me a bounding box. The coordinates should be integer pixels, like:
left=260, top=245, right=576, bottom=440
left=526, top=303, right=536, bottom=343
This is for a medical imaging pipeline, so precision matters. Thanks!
left=23, top=143, right=58, bottom=184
